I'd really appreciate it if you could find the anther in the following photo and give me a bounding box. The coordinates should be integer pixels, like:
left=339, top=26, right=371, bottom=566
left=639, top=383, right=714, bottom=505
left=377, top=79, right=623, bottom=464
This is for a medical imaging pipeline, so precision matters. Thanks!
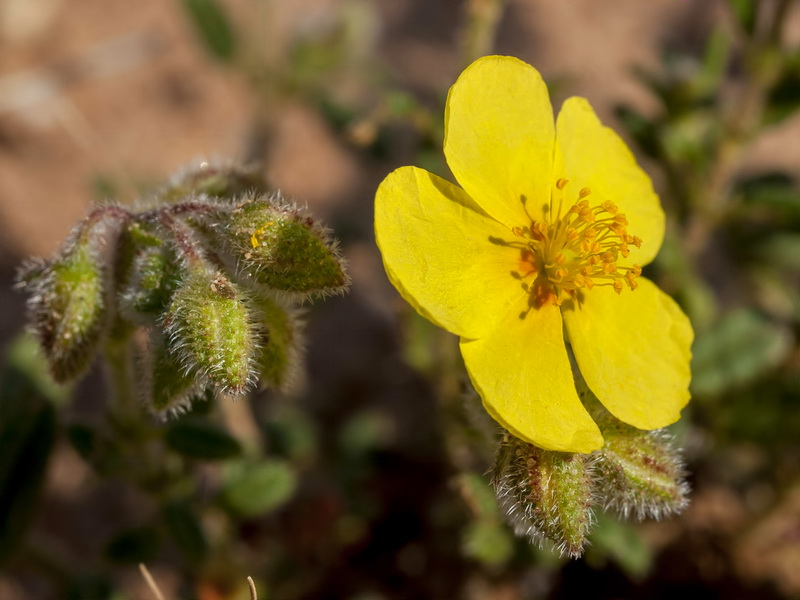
left=556, top=178, right=569, bottom=190
left=601, top=201, right=617, bottom=214
left=579, top=187, right=592, bottom=199
left=613, top=280, right=624, bottom=294
left=512, top=227, right=523, bottom=237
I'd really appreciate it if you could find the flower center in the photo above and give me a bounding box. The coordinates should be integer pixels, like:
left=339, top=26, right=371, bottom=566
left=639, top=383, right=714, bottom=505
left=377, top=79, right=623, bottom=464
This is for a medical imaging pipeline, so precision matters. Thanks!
left=512, top=178, right=643, bottom=307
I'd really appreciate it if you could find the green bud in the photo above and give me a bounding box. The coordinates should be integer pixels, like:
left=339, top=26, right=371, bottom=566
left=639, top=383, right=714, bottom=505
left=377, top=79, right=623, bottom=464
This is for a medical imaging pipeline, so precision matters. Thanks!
left=252, top=297, right=303, bottom=391
left=215, top=194, right=349, bottom=298
left=161, top=160, right=269, bottom=203
left=19, top=237, right=107, bottom=383
left=119, top=223, right=182, bottom=321
left=163, top=268, right=258, bottom=395
left=594, top=422, right=689, bottom=521
left=492, top=432, right=596, bottom=558
left=140, top=329, right=205, bottom=417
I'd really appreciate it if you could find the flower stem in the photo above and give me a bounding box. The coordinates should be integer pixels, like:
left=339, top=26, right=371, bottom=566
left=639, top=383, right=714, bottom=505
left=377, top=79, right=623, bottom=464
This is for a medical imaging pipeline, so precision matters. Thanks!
left=461, top=0, right=509, bottom=66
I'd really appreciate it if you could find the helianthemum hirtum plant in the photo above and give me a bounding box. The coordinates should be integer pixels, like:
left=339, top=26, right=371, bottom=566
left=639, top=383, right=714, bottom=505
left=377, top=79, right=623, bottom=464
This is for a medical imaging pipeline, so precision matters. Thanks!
left=374, top=56, right=693, bottom=556
left=18, top=161, right=349, bottom=415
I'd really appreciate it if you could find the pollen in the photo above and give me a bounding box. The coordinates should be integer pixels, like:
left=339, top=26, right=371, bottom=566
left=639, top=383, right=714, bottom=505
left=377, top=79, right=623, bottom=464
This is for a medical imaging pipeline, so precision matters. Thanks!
left=513, top=178, right=644, bottom=305
left=249, top=222, right=275, bottom=248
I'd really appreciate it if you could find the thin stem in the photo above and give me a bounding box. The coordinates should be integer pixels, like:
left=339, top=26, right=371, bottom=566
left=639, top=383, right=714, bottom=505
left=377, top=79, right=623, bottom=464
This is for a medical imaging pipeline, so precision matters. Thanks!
left=461, top=0, right=509, bottom=66
left=103, top=334, right=138, bottom=418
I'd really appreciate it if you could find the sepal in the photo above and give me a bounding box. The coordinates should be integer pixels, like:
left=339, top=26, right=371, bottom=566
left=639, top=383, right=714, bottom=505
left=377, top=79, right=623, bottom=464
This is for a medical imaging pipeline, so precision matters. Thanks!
left=492, top=431, right=596, bottom=558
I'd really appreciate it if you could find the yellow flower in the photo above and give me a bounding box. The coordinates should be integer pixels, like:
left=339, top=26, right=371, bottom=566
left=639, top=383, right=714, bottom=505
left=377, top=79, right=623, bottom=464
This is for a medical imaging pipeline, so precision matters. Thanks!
left=374, top=56, right=693, bottom=453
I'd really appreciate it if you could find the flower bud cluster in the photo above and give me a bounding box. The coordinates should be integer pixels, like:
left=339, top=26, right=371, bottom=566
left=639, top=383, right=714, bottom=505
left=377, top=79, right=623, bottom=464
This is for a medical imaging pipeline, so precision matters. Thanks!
left=492, top=405, right=689, bottom=558
left=17, top=161, right=348, bottom=415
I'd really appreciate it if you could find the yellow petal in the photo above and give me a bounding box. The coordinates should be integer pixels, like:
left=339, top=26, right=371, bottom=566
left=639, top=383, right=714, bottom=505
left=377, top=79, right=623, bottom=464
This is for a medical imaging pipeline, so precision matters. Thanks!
left=562, top=279, right=693, bottom=430
left=444, top=55, right=555, bottom=229
left=375, top=166, right=529, bottom=339
left=555, top=97, right=664, bottom=266
left=460, top=301, right=603, bottom=453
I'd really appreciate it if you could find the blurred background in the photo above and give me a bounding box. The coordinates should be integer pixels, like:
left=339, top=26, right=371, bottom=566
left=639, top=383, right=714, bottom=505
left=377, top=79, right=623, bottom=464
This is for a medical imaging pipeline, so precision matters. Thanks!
left=1, top=0, right=800, bottom=598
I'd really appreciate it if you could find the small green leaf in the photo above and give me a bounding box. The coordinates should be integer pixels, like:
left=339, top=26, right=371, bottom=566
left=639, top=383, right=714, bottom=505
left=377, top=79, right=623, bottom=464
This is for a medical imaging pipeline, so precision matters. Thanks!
left=163, top=502, right=208, bottom=564
left=463, top=520, right=514, bottom=567
left=165, top=418, right=242, bottom=460
left=691, top=309, right=792, bottom=396
left=727, top=0, right=757, bottom=35
left=588, top=513, right=652, bottom=579
left=457, top=472, right=500, bottom=521
left=182, top=0, right=236, bottom=62
left=262, top=405, right=317, bottom=462
left=221, top=459, right=297, bottom=517
left=753, top=234, right=800, bottom=272
left=736, top=172, right=800, bottom=219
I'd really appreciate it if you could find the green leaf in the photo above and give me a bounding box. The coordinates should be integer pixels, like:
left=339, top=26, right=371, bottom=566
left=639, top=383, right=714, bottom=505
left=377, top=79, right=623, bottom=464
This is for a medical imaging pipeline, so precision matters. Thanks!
left=163, top=501, right=208, bottom=564
left=691, top=309, right=792, bottom=397
left=221, top=459, right=297, bottom=517
left=696, top=27, right=730, bottom=96
left=736, top=172, right=800, bottom=220
left=66, top=423, right=126, bottom=476
left=463, top=520, right=514, bottom=567
left=261, top=405, right=317, bottom=462
left=753, top=234, right=800, bottom=272
left=4, top=333, right=69, bottom=405
left=165, top=418, right=242, bottom=460
left=727, top=0, right=757, bottom=35
left=182, top=0, right=236, bottom=62
left=0, top=350, right=57, bottom=565
left=456, top=472, right=500, bottom=521
left=588, top=513, right=652, bottom=579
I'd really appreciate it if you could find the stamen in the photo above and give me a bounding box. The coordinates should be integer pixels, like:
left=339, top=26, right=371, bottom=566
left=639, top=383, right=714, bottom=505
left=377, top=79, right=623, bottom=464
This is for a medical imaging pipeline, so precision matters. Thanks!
left=512, top=179, right=643, bottom=304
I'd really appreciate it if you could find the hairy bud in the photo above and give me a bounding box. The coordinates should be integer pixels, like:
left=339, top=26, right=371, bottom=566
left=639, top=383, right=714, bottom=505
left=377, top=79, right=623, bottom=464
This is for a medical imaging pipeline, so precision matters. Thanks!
left=163, top=268, right=259, bottom=395
left=119, top=224, right=182, bottom=321
left=216, top=195, right=349, bottom=298
left=492, top=432, right=596, bottom=558
left=141, top=329, right=205, bottom=416
left=594, top=422, right=689, bottom=521
left=161, top=160, right=269, bottom=203
left=17, top=207, right=129, bottom=382
left=252, top=297, right=303, bottom=391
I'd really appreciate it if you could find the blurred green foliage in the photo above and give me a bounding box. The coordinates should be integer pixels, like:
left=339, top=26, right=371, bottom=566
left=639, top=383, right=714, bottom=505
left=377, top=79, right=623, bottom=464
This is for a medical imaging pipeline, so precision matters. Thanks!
left=2, top=0, right=800, bottom=598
